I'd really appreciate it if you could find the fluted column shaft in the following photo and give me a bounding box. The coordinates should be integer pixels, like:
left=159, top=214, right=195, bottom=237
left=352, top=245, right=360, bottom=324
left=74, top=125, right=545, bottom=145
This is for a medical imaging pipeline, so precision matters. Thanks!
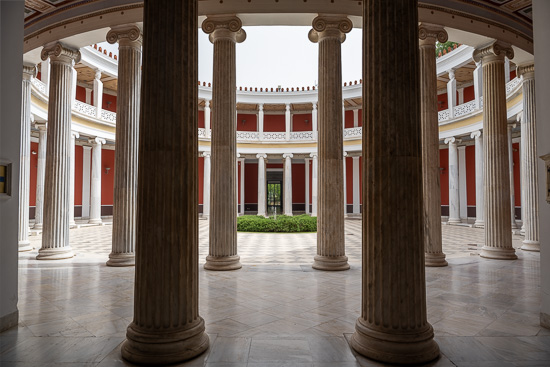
left=283, top=153, right=293, bottom=215
left=121, top=0, right=208, bottom=364
left=18, top=66, right=35, bottom=252
left=204, top=100, right=211, bottom=138
left=343, top=152, right=347, bottom=214
left=518, top=65, right=540, bottom=251
left=257, top=153, right=267, bottom=216
left=107, top=24, right=142, bottom=267
left=34, top=123, right=47, bottom=229
left=445, top=137, right=461, bottom=224
left=472, top=131, right=485, bottom=227
left=89, top=137, right=105, bottom=224
left=203, top=152, right=211, bottom=217
left=202, top=16, right=245, bottom=271
left=474, top=42, right=517, bottom=260
left=305, top=158, right=310, bottom=215
left=508, top=123, right=518, bottom=229
left=310, top=15, right=351, bottom=271
left=351, top=1, right=439, bottom=364
left=310, top=153, right=318, bottom=216
left=419, top=25, right=447, bottom=267
left=37, top=43, right=80, bottom=260
left=69, top=131, right=79, bottom=227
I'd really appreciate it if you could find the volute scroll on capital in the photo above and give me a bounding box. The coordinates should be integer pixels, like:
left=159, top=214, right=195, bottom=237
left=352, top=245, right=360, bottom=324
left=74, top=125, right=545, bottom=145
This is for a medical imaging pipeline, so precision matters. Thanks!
left=201, top=15, right=246, bottom=43
left=106, top=24, right=143, bottom=47
left=444, top=137, right=460, bottom=145
left=473, top=41, right=514, bottom=63
left=41, top=42, right=81, bottom=65
left=471, top=130, right=482, bottom=140
left=309, top=15, right=352, bottom=43
left=517, top=63, right=535, bottom=80
left=418, top=24, right=447, bottom=45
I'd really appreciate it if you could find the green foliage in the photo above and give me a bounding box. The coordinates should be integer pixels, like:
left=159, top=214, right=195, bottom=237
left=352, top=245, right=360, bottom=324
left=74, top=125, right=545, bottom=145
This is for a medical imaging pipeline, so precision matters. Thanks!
left=237, top=214, right=317, bottom=233
left=436, top=41, right=460, bottom=57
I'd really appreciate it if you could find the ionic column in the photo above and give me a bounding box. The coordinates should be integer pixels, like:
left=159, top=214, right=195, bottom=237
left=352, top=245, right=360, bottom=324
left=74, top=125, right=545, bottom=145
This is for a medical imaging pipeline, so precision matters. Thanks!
left=88, top=137, right=105, bottom=225
left=351, top=1, right=439, bottom=363
left=37, top=42, right=80, bottom=260
left=309, top=15, right=351, bottom=271
left=312, top=103, right=318, bottom=139
left=69, top=131, right=79, bottom=228
left=81, top=146, right=92, bottom=218
left=106, top=24, right=142, bottom=267
left=458, top=145, right=468, bottom=220
left=202, top=16, right=245, bottom=271
left=505, top=57, right=511, bottom=83
left=508, top=123, right=519, bottom=229
left=352, top=156, right=360, bottom=214
left=419, top=24, right=447, bottom=266
left=473, top=42, right=517, bottom=260
left=305, top=158, right=310, bottom=215
left=310, top=152, right=318, bottom=217
left=471, top=130, right=485, bottom=228
left=447, top=69, right=457, bottom=118
left=342, top=101, right=346, bottom=129
left=343, top=151, right=348, bottom=215
left=40, top=59, right=51, bottom=96
left=239, top=158, right=245, bottom=216
left=474, top=60, right=483, bottom=110
left=258, top=103, right=264, bottom=139
left=445, top=137, right=461, bottom=224
left=18, top=65, right=35, bottom=252
left=285, top=103, right=291, bottom=141
left=34, top=122, right=47, bottom=229
left=204, top=99, right=211, bottom=138
left=121, top=1, right=209, bottom=363
left=518, top=64, right=540, bottom=252
left=203, top=152, right=211, bottom=218
left=257, top=153, right=267, bottom=216
left=93, top=69, right=103, bottom=118
left=283, top=153, right=293, bottom=216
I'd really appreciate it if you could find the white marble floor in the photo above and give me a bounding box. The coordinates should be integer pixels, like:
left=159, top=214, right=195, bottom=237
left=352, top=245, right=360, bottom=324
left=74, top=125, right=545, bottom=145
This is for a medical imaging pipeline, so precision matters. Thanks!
left=1, top=220, right=548, bottom=366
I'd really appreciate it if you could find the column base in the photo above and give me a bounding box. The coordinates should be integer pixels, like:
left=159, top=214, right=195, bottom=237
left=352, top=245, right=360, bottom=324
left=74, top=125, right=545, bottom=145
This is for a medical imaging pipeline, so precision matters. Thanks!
left=107, top=252, right=135, bottom=267
left=447, top=218, right=461, bottom=225
left=473, top=220, right=484, bottom=228
left=521, top=240, right=540, bottom=252
left=284, top=212, right=293, bottom=216
left=36, top=246, right=74, bottom=260
left=312, top=255, right=350, bottom=271
left=350, top=317, right=439, bottom=365
left=425, top=253, right=448, bottom=267
left=204, top=255, right=242, bottom=271
left=33, top=223, right=43, bottom=230
left=122, top=318, right=209, bottom=365
left=88, top=218, right=102, bottom=225
left=480, top=246, right=517, bottom=260
left=18, top=241, right=32, bottom=252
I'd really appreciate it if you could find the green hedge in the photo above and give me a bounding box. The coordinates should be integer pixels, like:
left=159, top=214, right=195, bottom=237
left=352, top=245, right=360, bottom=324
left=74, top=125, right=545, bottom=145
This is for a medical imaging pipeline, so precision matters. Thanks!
left=237, top=214, right=317, bottom=233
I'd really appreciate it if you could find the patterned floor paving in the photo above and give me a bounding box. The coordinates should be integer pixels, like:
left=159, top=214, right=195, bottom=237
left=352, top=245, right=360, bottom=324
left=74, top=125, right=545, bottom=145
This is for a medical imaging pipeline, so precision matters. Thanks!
left=3, top=218, right=546, bottom=367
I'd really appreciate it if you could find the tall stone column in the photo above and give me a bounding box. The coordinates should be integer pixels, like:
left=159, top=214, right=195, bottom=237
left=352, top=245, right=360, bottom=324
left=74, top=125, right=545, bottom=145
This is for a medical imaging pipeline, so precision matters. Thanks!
left=18, top=65, right=35, bottom=252
left=518, top=64, right=540, bottom=252
left=305, top=158, right=310, bottom=214
left=473, top=42, right=517, bottom=260
left=343, top=151, right=348, bottom=215
left=471, top=130, right=485, bottom=228
left=445, top=137, right=461, bottom=224
left=121, top=0, right=209, bottom=364
left=352, top=156, right=360, bottom=214
left=239, top=158, right=245, bottom=216
left=458, top=146, right=468, bottom=220
left=350, top=1, right=439, bottom=364
left=310, top=152, right=318, bottom=217
left=257, top=153, right=267, bottom=216
left=474, top=60, right=483, bottom=110
left=203, top=152, right=211, bottom=218
left=93, top=69, right=103, bottom=118
left=283, top=153, right=293, bottom=216
left=419, top=24, right=447, bottom=267
left=69, top=131, right=79, bottom=228
left=34, top=122, right=47, bottom=229
left=508, top=123, right=519, bottom=229
left=81, top=146, right=92, bottom=218
left=204, top=99, right=211, bottom=138
left=88, top=137, right=105, bottom=224
left=106, top=24, right=142, bottom=267
left=309, top=15, right=351, bottom=271
left=37, top=42, right=80, bottom=260
left=202, top=15, right=245, bottom=271
left=285, top=104, right=291, bottom=141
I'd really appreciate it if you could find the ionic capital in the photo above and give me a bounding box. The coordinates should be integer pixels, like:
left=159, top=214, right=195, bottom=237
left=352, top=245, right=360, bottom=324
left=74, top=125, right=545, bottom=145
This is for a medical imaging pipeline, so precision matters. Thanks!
left=471, top=130, right=482, bottom=140
left=35, top=122, right=47, bottom=131
left=344, top=151, right=348, bottom=157
left=202, top=15, right=246, bottom=44
left=106, top=24, right=142, bottom=48
left=283, top=153, right=294, bottom=159
left=89, top=137, right=106, bottom=145
left=256, top=153, right=267, bottom=159
left=444, top=137, right=460, bottom=145
left=508, top=122, right=517, bottom=130
left=71, top=131, right=80, bottom=139
left=310, top=152, right=318, bottom=159
left=41, top=42, right=81, bottom=65
left=202, top=151, right=211, bottom=158
left=516, top=112, right=523, bottom=124
left=23, top=64, right=37, bottom=80
left=473, top=41, right=514, bottom=64
left=309, top=15, right=352, bottom=43
left=94, top=69, right=102, bottom=81
left=517, top=63, right=535, bottom=80
left=418, top=24, right=447, bottom=46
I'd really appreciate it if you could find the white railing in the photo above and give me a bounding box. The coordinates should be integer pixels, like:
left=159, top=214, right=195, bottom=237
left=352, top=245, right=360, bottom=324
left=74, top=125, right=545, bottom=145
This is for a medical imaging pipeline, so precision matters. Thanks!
left=31, top=78, right=47, bottom=94
left=438, top=109, right=450, bottom=121
left=290, top=131, right=314, bottom=140
left=343, top=127, right=362, bottom=139
left=74, top=100, right=98, bottom=118
left=453, top=100, right=477, bottom=118
left=506, top=77, right=521, bottom=95
left=263, top=132, right=286, bottom=141
left=100, top=109, right=116, bottom=123
left=198, top=128, right=208, bottom=138
left=237, top=131, right=260, bottom=140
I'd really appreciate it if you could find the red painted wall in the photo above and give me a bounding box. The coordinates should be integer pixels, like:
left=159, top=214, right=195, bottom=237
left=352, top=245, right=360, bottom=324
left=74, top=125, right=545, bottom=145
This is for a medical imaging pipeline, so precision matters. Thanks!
left=440, top=148, right=449, bottom=205
left=510, top=70, right=517, bottom=80
left=438, top=93, right=448, bottom=111
left=29, top=142, right=38, bottom=206
left=198, top=110, right=205, bottom=129
left=466, top=145, right=476, bottom=206
left=237, top=113, right=257, bottom=132
left=76, top=85, right=86, bottom=103
left=463, top=85, right=475, bottom=103
left=101, top=149, right=115, bottom=206
left=344, top=110, right=354, bottom=128
left=292, top=114, right=312, bottom=131
left=198, top=157, right=204, bottom=205
left=264, top=114, right=285, bottom=132
left=245, top=163, right=258, bottom=204
left=292, top=163, right=305, bottom=204
left=267, top=163, right=283, bottom=169
left=513, top=142, right=521, bottom=207
left=102, top=93, right=117, bottom=112
left=75, top=145, right=83, bottom=205
left=346, top=157, right=353, bottom=204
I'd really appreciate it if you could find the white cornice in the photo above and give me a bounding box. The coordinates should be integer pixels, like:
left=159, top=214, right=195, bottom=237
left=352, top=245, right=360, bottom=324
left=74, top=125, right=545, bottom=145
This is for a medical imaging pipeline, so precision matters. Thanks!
left=436, top=45, right=475, bottom=77
left=79, top=46, right=118, bottom=78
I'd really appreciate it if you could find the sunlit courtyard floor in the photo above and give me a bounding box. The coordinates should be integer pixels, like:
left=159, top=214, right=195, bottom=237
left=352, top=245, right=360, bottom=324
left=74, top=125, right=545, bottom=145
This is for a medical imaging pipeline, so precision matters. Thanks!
left=1, top=219, right=548, bottom=366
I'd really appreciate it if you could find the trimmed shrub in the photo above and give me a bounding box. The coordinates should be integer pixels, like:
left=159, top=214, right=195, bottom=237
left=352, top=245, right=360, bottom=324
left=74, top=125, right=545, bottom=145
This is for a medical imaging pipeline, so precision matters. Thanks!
left=237, top=214, right=317, bottom=233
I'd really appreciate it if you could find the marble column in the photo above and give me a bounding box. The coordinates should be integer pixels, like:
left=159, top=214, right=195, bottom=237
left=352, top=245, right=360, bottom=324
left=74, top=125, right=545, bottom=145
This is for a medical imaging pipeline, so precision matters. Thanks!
left=37, top=42, right=80, bottom=260
left=419, top=24, right=447, bottom=266
left=350, top=1, right=439, bottom=364
left=283, top=153, right=293, bottom=216
left=202, top=15, right=245, bottom=271
left=474, top=60, right=483, bottom=110
left=239, top=158, right=245, bottom=216
left=40, top=59, right=51, bottom=96
left=309, top=15, right=351, bottom=271
left=458, top=145, right=468, bottom=220
left=352, top=156, right=360, bottom=214
left=305, top=158, right=310, bottom=214
left=447, top=69, right=457, bottom=118
left=257, top=153, right=267, bottom=216
left=343, top=151, right=347, bottom=215
left=81, top=146, right=91, bottom=218
left=473, top=42, right=517, bottom=260
left=310, top=152, right=318, bottom=217
left=93, top=69, right=103, bottom=118
left=508, top=123, right=519, bottom=229
left=258, top=103, right=264, bottom=140
left=34, top=122, right=47, bottom=229
left=69, top=131, right=79, bottom=228
left=312, top=103, right=318, bottom=139
left=285, top=104, right=291, bottom=141
left=106, top=24, right=142, bottom=267
left=471, top=130, right=485, bottom=228
left=88, top=137, right=105, bottom=224
left=121, top=0, right=209, bottom=363
left=204, top=99, right=211, bottom=138
left=518, top=64, right=540, bottom=251
left=445, top=137, right=461, bottom=224
left=18, top=65, right=35, bottom=252
left=203, top=152, right=211, bottom=218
